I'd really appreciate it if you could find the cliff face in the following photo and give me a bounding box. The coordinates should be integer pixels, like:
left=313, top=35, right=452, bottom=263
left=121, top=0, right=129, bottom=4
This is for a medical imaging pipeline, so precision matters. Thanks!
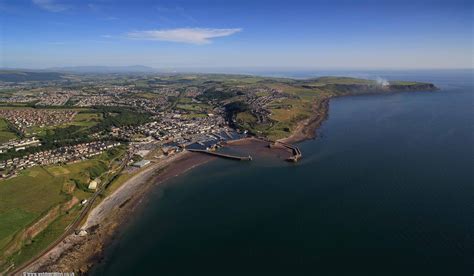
left=388, top=83, right=438, bottom=91
left=276, top=80, right=438, bottom=142
left=323, top=82, right=438, bottom=95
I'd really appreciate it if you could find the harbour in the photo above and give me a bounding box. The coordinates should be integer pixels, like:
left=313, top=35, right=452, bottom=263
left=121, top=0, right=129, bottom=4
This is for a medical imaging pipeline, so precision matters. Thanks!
left=91, top=70, right=474, bottom=276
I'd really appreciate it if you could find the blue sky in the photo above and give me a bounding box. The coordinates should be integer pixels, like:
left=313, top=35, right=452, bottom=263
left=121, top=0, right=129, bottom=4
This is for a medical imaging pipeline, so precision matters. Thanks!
left=0, top=0, right=472, bottom=69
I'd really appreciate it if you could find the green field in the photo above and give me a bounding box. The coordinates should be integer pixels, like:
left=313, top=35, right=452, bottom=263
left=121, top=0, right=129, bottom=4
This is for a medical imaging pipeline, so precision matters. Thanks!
left=0, top=146, right=125, bottom=259
left=5, top=205, right=83, bottom=268
left=176, top=102, right=212, bottom=113
left=0, top=167, right=67, bottom=250
left=22, top=110, right=103, bottom=138
left=69, top=112, right=103, bottom=128
left=0, top=119, right=18, bottom=143
left=182, top=113, right=208, bottom=119
left=0, top=107, right=102, bottom=138
left=136, top=92, right=161, bottom=99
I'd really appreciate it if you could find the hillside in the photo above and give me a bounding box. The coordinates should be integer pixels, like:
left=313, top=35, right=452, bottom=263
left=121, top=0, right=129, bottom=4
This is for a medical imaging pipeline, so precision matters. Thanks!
left=0, top=71, right=64, bottom=82
left=162, top=74, right=438, bottom=140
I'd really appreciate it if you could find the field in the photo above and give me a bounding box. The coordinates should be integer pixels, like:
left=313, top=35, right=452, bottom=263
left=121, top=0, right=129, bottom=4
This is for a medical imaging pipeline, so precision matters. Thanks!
left=69, top=112, right=103, bottom=128
left=176, top=104, right=204, bottom=112
left=22, top=110, right=103, bottom=138
left=5, top=204, right=83, bottom=268
left=176, top=97, right=213, bottom=113
left=136, top=92, right=161, bottom=99
left=0, top=167, right=67, bottom=250
left=0, top=107, right=103, bottom=139
left=0, top=146, right=125, bottom=259
left=182, top=113, right=208, bottom=119
left=0, top=119, right=18, bottom=143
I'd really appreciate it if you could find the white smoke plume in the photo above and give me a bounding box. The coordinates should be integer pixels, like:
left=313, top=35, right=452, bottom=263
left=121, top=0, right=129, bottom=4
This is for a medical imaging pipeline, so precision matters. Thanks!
left=375, top=77, right=390, bottom=87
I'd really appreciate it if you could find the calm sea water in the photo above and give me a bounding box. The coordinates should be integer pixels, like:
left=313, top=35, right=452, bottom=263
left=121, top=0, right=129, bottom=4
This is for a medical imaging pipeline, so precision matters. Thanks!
left=92, top=70, right=473, bottom=276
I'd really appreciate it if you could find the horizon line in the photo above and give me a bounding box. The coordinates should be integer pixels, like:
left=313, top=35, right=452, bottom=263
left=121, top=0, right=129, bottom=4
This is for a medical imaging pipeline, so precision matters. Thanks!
left=1, top=66, right=473, bottom=71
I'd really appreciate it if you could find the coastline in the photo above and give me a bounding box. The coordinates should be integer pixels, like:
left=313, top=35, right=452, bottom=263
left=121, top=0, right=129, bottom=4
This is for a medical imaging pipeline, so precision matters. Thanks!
left=14, top=113, right=322, bottom=276
left=279, top=98, right=330, bottom=144
left=15, top=87, right=421, bottom=274
left=276, top=86, right=440, bottom=145
left=15, top=151, right=216, bottom=275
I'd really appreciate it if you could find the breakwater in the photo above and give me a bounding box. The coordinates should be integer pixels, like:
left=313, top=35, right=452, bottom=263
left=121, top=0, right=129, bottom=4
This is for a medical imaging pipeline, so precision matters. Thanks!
left=269, top=141, right=302, bottom=162
left=187, top=149, right=252, bottom=161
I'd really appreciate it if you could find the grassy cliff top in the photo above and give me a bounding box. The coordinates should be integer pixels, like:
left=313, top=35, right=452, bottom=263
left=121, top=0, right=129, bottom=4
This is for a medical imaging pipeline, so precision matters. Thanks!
left=195, top=75, right=437, bottom=140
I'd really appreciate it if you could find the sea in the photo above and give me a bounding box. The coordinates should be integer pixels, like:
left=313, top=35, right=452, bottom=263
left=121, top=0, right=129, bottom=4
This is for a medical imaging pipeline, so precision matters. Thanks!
left=91, top=69, right=473, bottom=276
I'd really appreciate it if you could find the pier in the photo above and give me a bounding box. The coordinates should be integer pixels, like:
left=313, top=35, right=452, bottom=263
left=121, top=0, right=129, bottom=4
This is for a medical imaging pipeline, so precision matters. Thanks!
left=187, top=149, right=252, bottom=161
left=274, top=141, right=302, bottom=162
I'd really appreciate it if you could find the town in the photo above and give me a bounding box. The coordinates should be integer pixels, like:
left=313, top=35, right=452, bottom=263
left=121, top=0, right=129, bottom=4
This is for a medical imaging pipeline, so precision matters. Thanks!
left=0, top=141, right=121, bottom=178
left=0, top=74, right=300, bottom=180
left=0, top=109, right=77, bottom=134
left=0, top=70, right=440, bottom=275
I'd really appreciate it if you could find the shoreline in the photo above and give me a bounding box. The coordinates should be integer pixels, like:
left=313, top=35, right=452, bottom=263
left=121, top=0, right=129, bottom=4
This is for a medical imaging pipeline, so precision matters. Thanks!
left=15, top=151, right=216, bottom=275
left=276, top=87, right=439, bottom=145
left=15, top=110, right=324, bottom=275
left=279, top=98, right=330, bottom=144
left=13, top=87, right=429, bottom=274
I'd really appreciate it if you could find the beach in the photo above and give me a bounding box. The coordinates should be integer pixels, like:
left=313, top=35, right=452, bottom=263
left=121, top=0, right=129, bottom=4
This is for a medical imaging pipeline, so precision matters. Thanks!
left=14, top=76, right=472, bottom=275
left=86, top=70, right=473, bottom=276
left=15, top=151, right=216, bottom=275
left=16, top=137, right=295, bottom=275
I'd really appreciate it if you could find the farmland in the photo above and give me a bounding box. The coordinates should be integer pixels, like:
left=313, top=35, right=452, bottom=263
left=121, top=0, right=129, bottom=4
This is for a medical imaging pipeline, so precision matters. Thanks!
left=0, top=119, right=18, bottom=143
left=0, top=146, right=126, bottom=269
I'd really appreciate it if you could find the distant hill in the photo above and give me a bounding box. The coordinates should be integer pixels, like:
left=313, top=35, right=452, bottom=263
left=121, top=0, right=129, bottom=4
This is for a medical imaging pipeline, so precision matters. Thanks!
left=47, top=65, right=157, bottom=73
left=0, top=70, right=64, bottom=82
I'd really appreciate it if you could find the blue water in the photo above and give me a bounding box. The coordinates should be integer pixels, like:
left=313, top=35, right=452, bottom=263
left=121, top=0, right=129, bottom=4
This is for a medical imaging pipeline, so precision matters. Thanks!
left=92, top=70, right=473, bottom=276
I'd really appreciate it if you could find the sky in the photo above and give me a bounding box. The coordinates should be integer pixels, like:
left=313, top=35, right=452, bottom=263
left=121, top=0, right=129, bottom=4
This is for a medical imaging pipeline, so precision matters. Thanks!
left=0, top=0, right=472, bottom=70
